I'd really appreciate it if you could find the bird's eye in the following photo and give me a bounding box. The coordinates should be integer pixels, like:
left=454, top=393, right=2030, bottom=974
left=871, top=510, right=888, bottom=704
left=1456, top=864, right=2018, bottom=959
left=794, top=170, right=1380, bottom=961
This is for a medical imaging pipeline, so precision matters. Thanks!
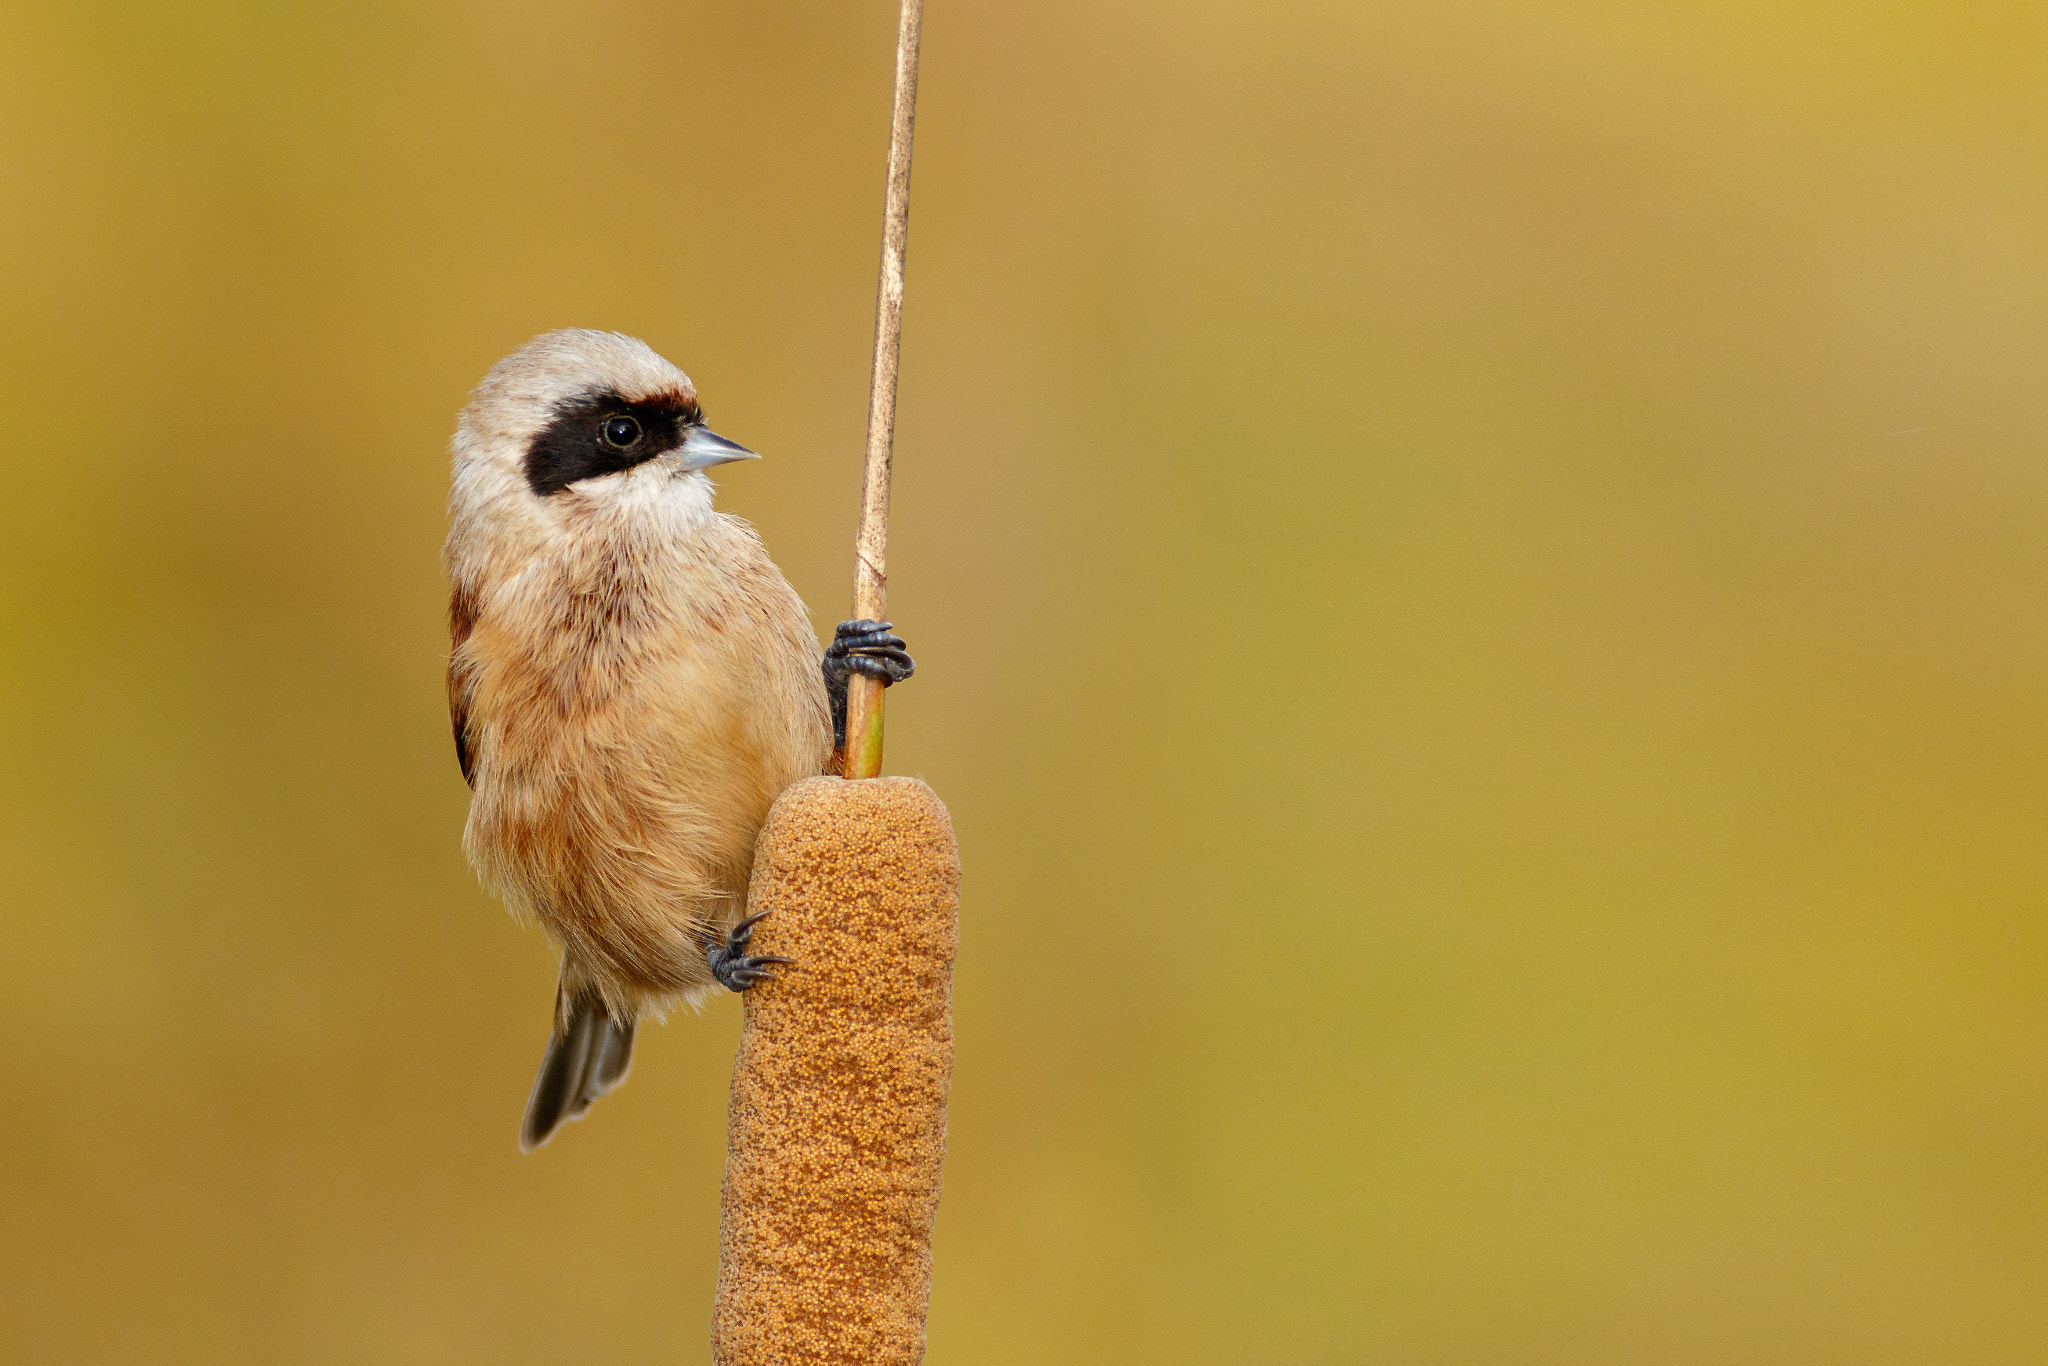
left=600, top=414, right=643, bottom=448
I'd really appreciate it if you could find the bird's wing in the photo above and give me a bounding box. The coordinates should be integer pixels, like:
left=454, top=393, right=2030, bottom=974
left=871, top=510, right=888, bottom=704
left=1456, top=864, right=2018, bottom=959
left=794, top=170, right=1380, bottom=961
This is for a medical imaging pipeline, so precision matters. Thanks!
left=448, top=585, right=478, bottom=788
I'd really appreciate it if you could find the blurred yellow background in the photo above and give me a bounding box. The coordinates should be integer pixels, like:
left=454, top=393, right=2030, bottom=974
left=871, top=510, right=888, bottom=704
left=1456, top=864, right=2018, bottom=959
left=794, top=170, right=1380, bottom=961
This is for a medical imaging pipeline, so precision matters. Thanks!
left=3, top=0, right=2045, bottom=1360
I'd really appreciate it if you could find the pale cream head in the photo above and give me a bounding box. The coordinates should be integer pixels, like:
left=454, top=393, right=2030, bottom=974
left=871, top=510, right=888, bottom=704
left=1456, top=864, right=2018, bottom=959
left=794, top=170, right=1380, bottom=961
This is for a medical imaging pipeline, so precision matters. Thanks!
left=446, top=329, right=758, bottom=569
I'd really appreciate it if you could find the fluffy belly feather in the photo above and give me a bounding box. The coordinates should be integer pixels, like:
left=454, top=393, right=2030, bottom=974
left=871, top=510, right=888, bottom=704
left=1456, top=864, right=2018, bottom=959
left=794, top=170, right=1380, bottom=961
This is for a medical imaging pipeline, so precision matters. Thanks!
left=457, top=538, right=830, bottom=1012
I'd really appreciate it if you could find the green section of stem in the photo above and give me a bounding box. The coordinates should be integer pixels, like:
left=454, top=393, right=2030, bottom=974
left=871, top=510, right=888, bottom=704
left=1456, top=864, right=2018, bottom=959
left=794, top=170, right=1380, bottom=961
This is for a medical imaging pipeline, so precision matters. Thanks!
left=847, top=695, right=886, bottom=780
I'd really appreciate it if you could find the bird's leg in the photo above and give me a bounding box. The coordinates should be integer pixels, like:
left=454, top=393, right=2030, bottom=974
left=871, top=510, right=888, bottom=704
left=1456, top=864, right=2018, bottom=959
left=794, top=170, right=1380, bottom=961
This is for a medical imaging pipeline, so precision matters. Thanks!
left=824, top=619, right=914, bottom=749
left=707, top=910, right=795, bottom=992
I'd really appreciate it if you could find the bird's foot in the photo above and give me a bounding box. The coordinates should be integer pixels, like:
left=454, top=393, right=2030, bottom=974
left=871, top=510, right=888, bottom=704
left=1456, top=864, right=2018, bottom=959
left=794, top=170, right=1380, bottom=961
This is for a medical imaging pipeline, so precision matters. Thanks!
left=707, top=910, right=794, bottom=992
left=823, top=620, right=914, bottom=687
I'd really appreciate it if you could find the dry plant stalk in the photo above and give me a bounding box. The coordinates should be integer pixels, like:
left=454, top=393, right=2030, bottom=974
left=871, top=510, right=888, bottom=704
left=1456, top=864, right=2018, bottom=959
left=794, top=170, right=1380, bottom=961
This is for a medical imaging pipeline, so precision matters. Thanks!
left=713, top=776, right=960, bottom=1365
left=842, top=0, right=924, bottom=780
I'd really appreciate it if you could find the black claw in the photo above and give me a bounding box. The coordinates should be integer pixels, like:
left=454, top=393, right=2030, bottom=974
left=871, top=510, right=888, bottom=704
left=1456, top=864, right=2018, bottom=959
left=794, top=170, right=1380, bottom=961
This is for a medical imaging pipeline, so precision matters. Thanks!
left=824, top=619, right=915, bottom=687
left=708, top=911, right=795, bottom=993
left=824, top=620, right=916, bottom=747
left=846, top=655, right=910, bottom=683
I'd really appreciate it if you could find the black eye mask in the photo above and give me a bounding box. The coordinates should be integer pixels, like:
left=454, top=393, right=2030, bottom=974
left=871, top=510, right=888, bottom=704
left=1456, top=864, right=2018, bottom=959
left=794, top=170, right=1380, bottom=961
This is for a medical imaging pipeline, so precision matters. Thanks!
left=523, top=389, right=703, bottom=496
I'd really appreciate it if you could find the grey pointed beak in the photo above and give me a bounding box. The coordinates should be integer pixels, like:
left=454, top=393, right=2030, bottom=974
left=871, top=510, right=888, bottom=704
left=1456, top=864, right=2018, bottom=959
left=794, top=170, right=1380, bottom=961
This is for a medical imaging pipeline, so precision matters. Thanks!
left=678, top=425, right=760, bottom=471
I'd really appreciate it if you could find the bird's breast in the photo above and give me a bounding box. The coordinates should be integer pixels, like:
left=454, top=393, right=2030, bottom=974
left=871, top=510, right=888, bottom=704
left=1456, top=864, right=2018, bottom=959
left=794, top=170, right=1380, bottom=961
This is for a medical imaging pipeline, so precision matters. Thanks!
left=458, top=518, right=830, bottom=948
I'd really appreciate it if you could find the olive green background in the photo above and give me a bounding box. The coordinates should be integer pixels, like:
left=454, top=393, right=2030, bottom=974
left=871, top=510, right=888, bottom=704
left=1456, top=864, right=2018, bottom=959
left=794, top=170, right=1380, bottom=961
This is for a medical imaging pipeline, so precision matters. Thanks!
left=3, top=1, right=2045, bottom=1361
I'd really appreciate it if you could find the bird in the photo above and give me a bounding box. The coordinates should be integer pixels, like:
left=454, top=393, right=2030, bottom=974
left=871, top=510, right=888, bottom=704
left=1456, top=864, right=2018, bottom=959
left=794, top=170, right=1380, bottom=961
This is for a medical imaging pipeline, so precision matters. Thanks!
left=443, top=329, right=913, bottom=1151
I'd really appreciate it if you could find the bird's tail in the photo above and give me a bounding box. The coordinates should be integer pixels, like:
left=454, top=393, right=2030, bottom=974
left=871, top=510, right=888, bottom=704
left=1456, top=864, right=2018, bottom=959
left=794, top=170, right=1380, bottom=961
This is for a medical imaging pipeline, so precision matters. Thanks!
left=520, top=983, right=636, bottom=1152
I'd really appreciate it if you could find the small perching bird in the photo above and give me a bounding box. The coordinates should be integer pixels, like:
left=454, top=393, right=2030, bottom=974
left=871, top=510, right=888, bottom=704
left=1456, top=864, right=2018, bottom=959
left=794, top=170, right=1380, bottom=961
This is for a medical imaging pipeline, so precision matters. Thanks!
left=443, top=329, right=912, bottom=1151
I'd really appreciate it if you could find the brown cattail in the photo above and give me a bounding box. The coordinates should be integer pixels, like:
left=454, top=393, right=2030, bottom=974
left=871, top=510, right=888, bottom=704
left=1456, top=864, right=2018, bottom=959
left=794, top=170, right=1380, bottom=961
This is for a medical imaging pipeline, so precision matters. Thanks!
left=713, top=775, right=960, bottom=1365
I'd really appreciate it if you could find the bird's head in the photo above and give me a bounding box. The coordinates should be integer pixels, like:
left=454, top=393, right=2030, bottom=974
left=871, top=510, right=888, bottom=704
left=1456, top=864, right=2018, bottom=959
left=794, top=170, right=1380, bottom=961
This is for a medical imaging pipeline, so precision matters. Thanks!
left=448, top=329, right=757, bottom=554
